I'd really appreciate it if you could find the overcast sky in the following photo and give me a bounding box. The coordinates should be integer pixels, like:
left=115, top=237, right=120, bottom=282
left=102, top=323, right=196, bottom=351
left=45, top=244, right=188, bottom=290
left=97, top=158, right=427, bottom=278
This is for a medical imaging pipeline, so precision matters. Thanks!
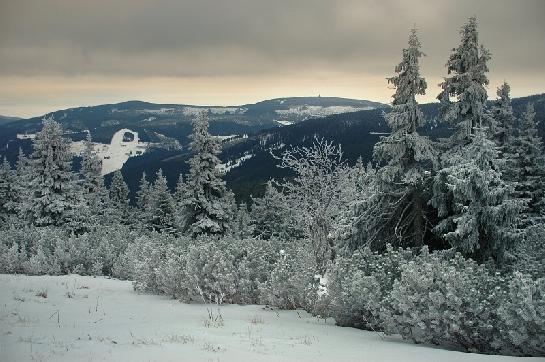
left=1, top=0, right=544, bottom=117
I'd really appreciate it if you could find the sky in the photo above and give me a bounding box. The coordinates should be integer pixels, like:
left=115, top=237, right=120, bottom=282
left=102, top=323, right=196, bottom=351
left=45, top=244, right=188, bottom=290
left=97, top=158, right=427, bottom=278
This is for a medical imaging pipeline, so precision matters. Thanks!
left=1, top=0, right=544, bottom=118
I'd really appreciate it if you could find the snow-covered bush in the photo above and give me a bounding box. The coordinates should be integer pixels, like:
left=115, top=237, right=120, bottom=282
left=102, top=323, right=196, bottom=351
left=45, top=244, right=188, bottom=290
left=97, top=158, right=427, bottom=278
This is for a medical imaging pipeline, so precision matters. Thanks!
left=326, top=246, right=413, bottom=330
left=512, top=225, right=545, bottom=278
left=259, top=241, right=317, bottom=310
left=182, top=237, right=278, bottom=304
left=0, top=226, right=38, bottom=273
left=379, top=247, right=545, bottom=356
left=497, top=273, right=545, bottom=356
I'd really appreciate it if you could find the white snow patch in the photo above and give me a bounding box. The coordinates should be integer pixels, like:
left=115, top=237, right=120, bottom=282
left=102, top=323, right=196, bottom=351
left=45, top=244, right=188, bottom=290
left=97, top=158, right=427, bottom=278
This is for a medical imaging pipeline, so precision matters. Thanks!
left=217, top=153, right=254, bottom=173
left=71, top=129, right=149, bottom=175
left=0, top=274, right=532, bottom=362
left=16, top=133, right=36, bottom=140
left=275, top=105, right=374, bottom=119
left=369, top=132, right=391, bottom=135
left=276, top=120, right=293, bottom=126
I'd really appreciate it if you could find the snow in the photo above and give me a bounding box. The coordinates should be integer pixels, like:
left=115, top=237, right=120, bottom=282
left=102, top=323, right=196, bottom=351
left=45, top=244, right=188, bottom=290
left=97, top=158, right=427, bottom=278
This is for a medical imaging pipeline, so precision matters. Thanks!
left=276, top=120, right=294, bottom=126
left=71, top=129, right=149, bottom=175
left=16, top=133, right=36, bottom=140
left=182, top=107, right=244, bottom=116
left=275, top=105, right=374, bottom=119
left=217, top=153, right=254, bottom=173
left=0, top=274, right=537, bottom=362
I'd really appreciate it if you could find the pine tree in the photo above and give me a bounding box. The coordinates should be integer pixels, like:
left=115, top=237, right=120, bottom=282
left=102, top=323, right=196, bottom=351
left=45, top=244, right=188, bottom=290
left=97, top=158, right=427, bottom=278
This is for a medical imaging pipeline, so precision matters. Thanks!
left=437, top=16, right=491, bottom=149
left=183, top=111, right=233, bottom=237
left=372, top=27, right=436, bottom=247
left=512, top=103, right=545, bottom=223
left=431, top=130, right=520, bottom=264
left=108, top=170, right=130, bottom=225
left=26, top=119, right=83, bottom=228
left=149, top=169, right=177, bottom=234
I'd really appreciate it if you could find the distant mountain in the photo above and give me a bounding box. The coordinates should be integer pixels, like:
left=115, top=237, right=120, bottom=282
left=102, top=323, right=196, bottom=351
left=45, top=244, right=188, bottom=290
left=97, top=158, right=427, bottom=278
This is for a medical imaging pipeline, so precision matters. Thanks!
left=2, top=94, right=544, bottom=203
left=0, top=96, right=387, bottom=168
left=117, top=93, right=545, bottom=202
left=0, top=115, right=22, bottom=126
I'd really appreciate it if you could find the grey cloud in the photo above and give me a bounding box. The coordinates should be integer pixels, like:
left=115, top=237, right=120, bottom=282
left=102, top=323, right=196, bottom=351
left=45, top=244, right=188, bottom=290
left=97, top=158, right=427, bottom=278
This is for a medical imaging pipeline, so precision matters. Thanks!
left=1, top=0, right=544, bottom=78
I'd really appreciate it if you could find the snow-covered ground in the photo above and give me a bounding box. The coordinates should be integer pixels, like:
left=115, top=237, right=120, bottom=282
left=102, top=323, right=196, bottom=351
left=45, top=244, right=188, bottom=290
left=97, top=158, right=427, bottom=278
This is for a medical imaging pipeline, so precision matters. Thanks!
left=71, top=129, right=148, bottom=175
left=1, top=275, right=541, bottom=362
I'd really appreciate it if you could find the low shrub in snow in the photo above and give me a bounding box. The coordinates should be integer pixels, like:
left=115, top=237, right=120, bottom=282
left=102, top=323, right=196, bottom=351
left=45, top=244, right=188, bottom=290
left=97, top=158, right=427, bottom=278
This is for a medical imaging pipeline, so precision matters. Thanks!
left=325, top=245, right=413, bottom=330
left=378, top=247, right=545, bottom=356
left=125, top=235, right=279, bottom=305
left=259, top=241, right=318, bottom=310
left=0, top=225, right=134, bottom=276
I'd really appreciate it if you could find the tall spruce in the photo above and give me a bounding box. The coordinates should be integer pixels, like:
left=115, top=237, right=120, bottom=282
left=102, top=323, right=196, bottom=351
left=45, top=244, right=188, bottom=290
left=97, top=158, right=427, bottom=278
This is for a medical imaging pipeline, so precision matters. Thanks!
left=183, top=111, right=233, bottom=236
left=26, top=119, right=83, bottom=228
left=490, top=83, right=518, bottom=184
left=136, top=172, right=152, bottom=226
left=512, top=103, right=545, bottom=223
left=431, top=129, right=520, bottom=264
left=0, top=158, right=17, bottom=223
left=372, top=27, right=436, bottom=247
left=108, top=170, right=130, bottom=225
left=80, top=133, right=107, bottom=224
left=437, top=16, right=491, bottom=149
left=149, top=169, right=177, bottom=234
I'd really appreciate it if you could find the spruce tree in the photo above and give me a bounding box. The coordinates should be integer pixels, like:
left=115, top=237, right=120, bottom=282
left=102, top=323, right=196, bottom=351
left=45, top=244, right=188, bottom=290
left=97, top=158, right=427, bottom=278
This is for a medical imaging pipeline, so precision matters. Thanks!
left=437, top=16, right=491, bottom=149
left=80, top=133, right=107, bottom=225
left=512, top=103, right=545, bottom=223
left=26, top=119, right=82, bottom=228
left=372, top=27, right=436, bottom=247
left=108, top=170, right=130, bottom=225
left=183, top=111, right=233, bottom=237
left=490, top=83, right=518, bottom=183
left=0, top=158, right=17, bottom=223
left=136, top=172, right=152, bottom=226
left=431, top=130, right=520, bottom=264
left=149, top=169, right=177, bottom=234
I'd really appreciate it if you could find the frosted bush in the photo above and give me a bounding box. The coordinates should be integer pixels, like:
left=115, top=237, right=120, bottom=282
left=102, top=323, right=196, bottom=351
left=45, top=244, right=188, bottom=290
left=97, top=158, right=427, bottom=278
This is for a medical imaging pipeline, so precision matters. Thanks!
left=326, top=246, right=413, bottom=329
left=259, top=241, right=317, bottom=310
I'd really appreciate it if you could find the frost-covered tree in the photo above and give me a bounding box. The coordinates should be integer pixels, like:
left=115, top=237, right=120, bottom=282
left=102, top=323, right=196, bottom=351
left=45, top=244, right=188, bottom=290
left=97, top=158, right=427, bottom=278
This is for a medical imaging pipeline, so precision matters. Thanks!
left=0, top=158, right=17, bottom=223
left=489, top=83, right=518, bottom=183
left=334, top=159, right=381, bottom=253
left=250, top=181, right=302, bottom=241
left=275, top=138, right=355, bottom=273
left=231, top=202, right=254, bottom=239
left=136, top=172, right=152, bottom=226
left=174, top=174, right=186, bottom=205
left=183, top=111, right=233, bottom=237
left=431, top=130, right=521, bottom=263
left=80, top=133, right=107, bottom=224
left=149, top=169, right=177, bottom=234
left=511, top=103, right=545, bottom=222
left=26, top=119, right=84, bottom=229
left=372, top=28, right=436, bottom=247
left=108, top=170, right=131, bottom=225
left=437, top=16, right=491, bottom=149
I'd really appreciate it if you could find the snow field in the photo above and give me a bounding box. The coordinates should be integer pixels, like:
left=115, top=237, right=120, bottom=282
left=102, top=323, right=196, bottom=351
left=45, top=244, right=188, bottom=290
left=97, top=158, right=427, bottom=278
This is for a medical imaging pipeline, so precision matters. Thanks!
left=1, top=274, right=542, bottom=362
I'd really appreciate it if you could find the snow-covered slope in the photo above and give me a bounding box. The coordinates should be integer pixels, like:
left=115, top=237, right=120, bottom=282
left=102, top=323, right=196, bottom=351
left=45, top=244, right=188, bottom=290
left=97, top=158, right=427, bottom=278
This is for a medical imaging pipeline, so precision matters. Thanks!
left=0, top=274, right=538, bottom=362
left=71, top=129, right=148, bottom=175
